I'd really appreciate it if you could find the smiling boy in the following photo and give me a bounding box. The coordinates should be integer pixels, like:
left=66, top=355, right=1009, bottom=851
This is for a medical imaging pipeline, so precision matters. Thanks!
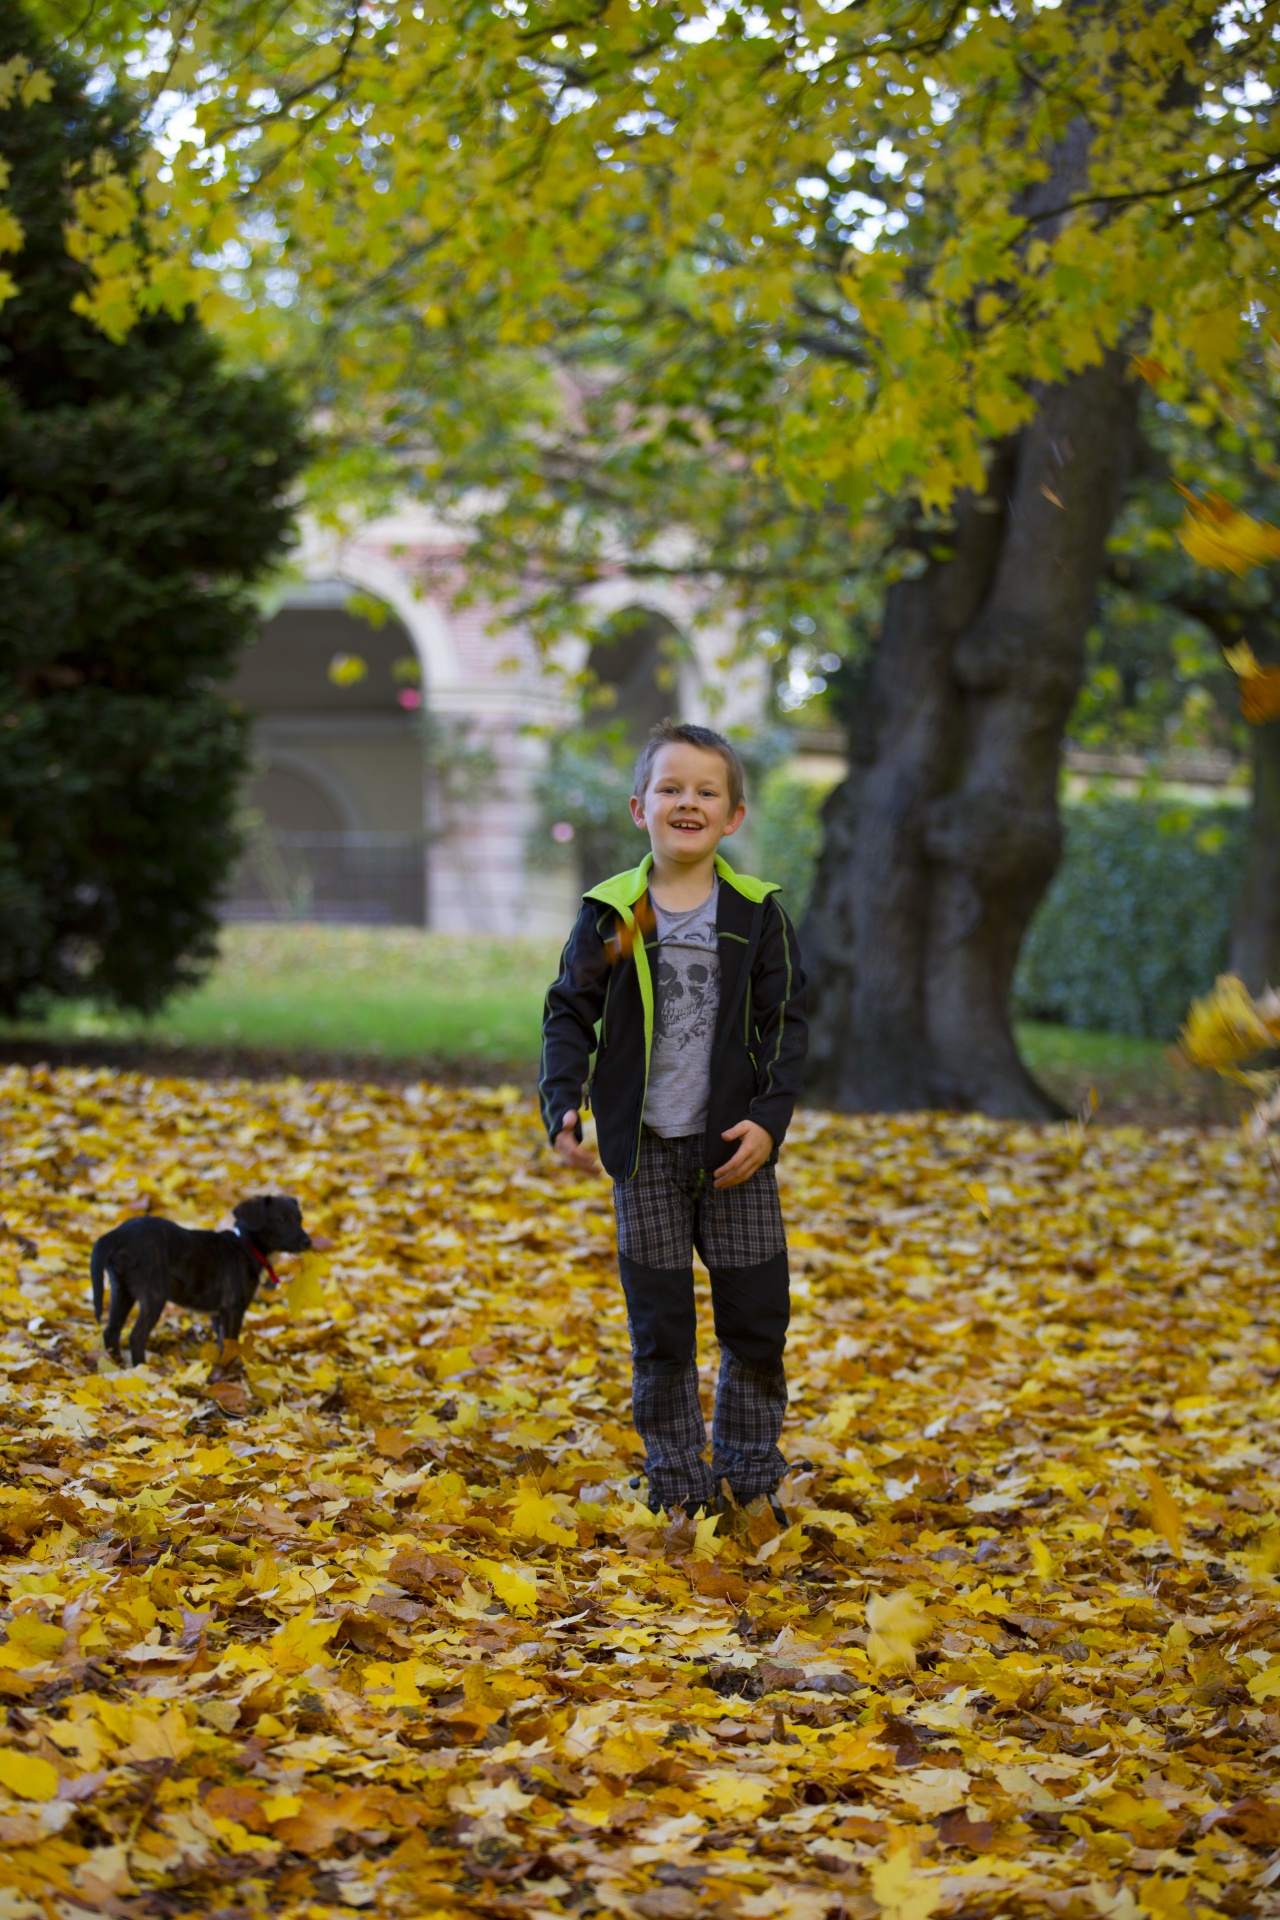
left=540, top=720, right=808, bottom=1519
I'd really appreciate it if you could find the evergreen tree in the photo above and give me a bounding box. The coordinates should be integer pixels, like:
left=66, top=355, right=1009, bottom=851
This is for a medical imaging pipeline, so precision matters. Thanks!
left=0, top=0, right=305, bottom=1017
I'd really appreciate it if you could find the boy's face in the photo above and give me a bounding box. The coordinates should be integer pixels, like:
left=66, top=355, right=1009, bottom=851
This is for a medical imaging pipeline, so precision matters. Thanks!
left=630, top=743, right=745, bottom=865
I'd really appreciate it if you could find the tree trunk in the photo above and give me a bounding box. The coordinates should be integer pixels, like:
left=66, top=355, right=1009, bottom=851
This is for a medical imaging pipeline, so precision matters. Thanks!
left=805, top=356, right=1138, bottom=1117
left=1230, top=720, right=1280, bottom=993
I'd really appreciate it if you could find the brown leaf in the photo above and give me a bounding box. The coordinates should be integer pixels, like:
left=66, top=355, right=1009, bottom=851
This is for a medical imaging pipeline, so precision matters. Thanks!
left=333, top=1608, right=413, bottom=1655
left=204, top=1783, right=271, bottom=1833
left=369, top=1591, right=432, bottom=1626
left=753, top=1660, right=806, bottom=1695
left=204, top=1377, right=253, bottom=1417
left=272, top=1789, right=383, bottom=1856
left=388, top=1547, right=466, bottom=1593
left=936, top=1808, right=995, bottom=1848
left=687, top=1562, right=748, bottom=1603
left=879, top=1714, right=925, bottom=1767
left=1215, top=1796, right=1280, bottom=1847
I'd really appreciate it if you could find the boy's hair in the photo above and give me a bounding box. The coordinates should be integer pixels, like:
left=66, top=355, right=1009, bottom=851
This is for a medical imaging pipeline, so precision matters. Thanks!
left=632, top=720, right=746, bottom=813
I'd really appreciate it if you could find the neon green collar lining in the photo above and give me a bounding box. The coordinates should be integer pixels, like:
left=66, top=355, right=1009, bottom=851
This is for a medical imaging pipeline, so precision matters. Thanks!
left=585, top=851, right=779, bottom=911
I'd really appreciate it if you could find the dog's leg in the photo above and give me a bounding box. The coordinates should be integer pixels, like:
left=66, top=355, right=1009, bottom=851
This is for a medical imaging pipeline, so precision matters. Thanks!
left=128, top=1299, right=163, bottom=1368
left=102, top=1276, right=129, bottom=1363
left=210, top=1312, right=224, bottom=1352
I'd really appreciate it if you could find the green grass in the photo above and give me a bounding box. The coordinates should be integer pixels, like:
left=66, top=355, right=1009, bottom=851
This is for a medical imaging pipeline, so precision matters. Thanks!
left=0, top=924, right=1238, bottom=1122
left=1, top=924, right=561, bottom=1065
left=1017, top=1019, right=1237, bottom=1126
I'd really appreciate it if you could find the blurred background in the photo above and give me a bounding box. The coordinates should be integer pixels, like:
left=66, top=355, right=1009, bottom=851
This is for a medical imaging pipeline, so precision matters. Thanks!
left=2, top=488, right=1251, bottom=1126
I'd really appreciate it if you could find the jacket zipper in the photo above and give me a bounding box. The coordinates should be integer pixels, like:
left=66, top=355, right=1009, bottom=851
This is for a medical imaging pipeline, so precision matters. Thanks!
left=630, top=924, right=654, bottom=1179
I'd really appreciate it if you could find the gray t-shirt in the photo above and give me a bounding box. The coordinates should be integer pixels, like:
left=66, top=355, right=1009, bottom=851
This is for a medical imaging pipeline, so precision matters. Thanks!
left=643, top=879, right=721, bottom=1138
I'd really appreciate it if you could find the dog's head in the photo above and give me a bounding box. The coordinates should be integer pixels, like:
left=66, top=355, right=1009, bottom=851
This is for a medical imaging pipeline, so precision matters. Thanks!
left=233, top=1195, right=312, bottom=1255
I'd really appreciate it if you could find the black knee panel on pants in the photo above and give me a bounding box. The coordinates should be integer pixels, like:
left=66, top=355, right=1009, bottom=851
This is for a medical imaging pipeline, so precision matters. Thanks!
left=709, top=1249, right=790, bottom=1369
left=618, top=1256, right=697, bottom=1369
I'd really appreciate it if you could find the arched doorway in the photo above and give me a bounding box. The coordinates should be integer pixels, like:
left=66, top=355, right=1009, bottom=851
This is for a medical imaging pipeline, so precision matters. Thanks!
left=222, top=583, right=428, bottom=923
left=584, top=607, right=683, bottom=742
left=245, top=765, right=347, bottom=832
left=540, top=607, right=688, bottom=889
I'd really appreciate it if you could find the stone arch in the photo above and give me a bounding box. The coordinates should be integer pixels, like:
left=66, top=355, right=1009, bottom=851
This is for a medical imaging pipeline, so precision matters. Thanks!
left=565, top=578, right=752, bottom=728
left=324, top=549, right=463, bottom=697
left=568, top=584, right=694, bottom=736
left=584, top=605, right=684, bottom=741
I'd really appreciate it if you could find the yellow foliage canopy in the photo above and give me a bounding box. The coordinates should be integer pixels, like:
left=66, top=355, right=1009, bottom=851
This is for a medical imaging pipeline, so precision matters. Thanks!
left=38, top=2, right=1280, bottom=518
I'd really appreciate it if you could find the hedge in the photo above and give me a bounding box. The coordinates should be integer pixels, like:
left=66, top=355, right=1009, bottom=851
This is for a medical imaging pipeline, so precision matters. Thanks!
left=749, top=768, right=831, bottom=922
left=1012, top=798, right=1247, bottom=1040
left=749, top=778, right=1248, bottom=1041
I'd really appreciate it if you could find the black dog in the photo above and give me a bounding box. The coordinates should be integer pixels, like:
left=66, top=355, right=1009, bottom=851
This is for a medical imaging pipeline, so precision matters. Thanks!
left=90, top=1196, right=312, bottom=1366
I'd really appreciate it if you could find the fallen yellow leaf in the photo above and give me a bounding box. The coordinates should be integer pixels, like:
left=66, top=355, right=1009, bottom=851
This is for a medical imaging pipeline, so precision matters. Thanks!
left=0, top=1750, right=57, bottom=1801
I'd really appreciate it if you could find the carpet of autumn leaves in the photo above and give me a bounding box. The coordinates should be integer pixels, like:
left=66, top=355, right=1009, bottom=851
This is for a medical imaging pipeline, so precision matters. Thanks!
left=1, top=1069, right=1280, bottom=1920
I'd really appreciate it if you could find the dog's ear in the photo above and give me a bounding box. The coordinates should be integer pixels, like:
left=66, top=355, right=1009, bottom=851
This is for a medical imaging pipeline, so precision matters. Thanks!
left=234, top=1198, right=269, bottom=1232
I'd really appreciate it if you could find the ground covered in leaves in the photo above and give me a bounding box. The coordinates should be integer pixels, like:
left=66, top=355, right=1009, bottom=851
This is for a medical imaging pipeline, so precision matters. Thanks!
left=0, top=1067, right=1278, bottom=1920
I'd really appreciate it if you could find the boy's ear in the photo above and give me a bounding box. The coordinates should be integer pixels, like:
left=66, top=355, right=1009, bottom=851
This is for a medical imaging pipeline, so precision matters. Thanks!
left=629, top=795, right=647, bottom=827
left=722, top=802, right=747, bottom=837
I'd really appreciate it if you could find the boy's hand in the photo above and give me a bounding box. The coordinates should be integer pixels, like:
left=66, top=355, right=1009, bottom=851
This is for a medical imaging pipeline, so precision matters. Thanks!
left=553, top=1109, right=600, bottom=1173
left=714, top=1119, right=774, bottom=1189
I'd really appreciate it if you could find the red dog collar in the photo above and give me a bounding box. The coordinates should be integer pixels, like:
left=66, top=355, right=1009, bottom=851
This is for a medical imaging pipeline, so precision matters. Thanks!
left=235, top=1226, right=281, bottom=1290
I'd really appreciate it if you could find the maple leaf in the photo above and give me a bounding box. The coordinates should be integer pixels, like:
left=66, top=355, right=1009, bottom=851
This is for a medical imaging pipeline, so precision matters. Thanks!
left=1130, top=356, right=1171, bottom=388
left=1245, top=1658, right=1280, bottom=1704
left=448, top=1777, right=534, bottom=1823
left=110, top=1704, right=193, bottom=1764
left=827, top=1724, right=896, bottom=1773
left=691, top=1511, right=721, bottom=1561
left=271, top=1789, right=382, bottom=1855
left=431, top=1345, right=472, bottom=1381
left=444, top=1578, right=494, bottom=1621
left=869, top=1848, right=941, bottom=1920
left=0, top=1750, right=57, bottom=1800
left=509, top=1482, right=576, bottom=1546
left=1135, top=1877, right=1192, bottom=1920
left=1141, top=1465, right=1183, bottom=1558
left=479, top=1562, right=539, bottom=1616
left=1219, top=638, right=1280, bottom=723
left=698, top=1771, right=774, bottom=1817
left=3, top=1613, right=64, bottom=1661
left=268, top=1606, right=338, bottom=1675
left=1029, top=1536, right=1056, bottom=1580
left=866, top=1590, right=932, bottom=1673
left=1179, top=973, right=1280, bottom=1075
left=364, top=1658, right=426, bottom=1707
left=1179, top=974, right=1280, bottom=1137
left=286, top=1263, right=326, bottom=1314
left=1175, top=487, right=1280, bottom=578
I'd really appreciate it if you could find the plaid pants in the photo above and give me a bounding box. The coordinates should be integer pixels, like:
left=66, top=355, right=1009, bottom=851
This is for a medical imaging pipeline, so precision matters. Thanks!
left=613, top=1129, right=790, bottom=1511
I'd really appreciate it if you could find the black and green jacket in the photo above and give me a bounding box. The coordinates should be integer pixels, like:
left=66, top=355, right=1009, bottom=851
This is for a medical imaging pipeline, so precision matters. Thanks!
left=539, top=853, right=808, bottom=1181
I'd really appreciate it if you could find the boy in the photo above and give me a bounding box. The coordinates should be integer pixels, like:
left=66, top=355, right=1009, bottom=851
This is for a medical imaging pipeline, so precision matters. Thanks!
left=540, top=720, right=808, bottom=1518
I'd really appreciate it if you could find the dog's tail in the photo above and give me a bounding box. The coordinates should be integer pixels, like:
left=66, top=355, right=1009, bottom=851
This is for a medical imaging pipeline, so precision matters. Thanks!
left=90, top=1241, right=108, bottom=1322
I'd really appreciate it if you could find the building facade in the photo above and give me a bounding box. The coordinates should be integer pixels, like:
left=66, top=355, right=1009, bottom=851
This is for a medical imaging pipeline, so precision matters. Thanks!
left=223, top=505, right=766, bottom=935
